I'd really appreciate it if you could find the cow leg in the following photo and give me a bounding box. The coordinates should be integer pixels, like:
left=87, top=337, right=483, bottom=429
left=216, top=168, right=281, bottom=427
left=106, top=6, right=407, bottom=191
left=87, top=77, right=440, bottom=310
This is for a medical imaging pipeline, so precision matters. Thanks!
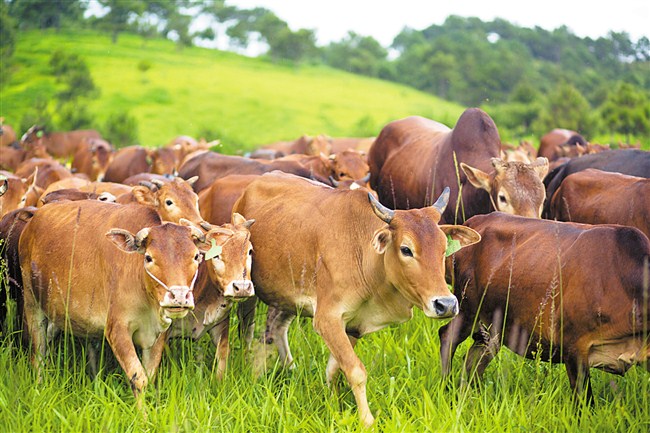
left=105, top=320, right=148, bottom=400
left=565, top=355, right=593, bottom=404
left=439, top=312, right=473, bottom=378
left=208, top=317, right=230, bottom=380
left=326, top=335, right=357, bottom=392
left=237, top=297, right=256, bottom=348
left=314, top=311, right=374, bottom=427
left=464, top=325, right=501, bottom=383
left=21, top=271, right=47, bottom=375
left=266, top=309, right=296, bottom=367
left=263, top=305, right=283, bottom=344
left=141, top=329, right=170, bottom=383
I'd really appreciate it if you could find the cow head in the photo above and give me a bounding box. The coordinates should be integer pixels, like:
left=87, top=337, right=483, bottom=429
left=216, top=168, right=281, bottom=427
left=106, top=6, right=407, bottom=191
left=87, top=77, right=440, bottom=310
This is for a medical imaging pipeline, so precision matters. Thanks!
left=106, top=223, right=207, bottom=321
left=328, top=150, right=370, bottom=183
left=369, top=188, right=480, bottom=318
left=132, top=176, right=206, bottom=226
left=150, top=147, right=179, bottom=176
left=186, top=213, right=255, bottom=300
left=87, top=138, right=114, bottom=181
left=461, top=157, right=549, bottom=218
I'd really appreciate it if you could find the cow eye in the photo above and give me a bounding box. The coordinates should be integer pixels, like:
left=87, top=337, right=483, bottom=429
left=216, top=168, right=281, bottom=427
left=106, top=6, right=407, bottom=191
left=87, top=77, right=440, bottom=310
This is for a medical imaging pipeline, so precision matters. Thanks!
left=400, top=246, right=413, bottom=257
left=339, top=172, right=345, bottom=177
left=145, top=254, right=153, bottom=263
left=194, top=253, right=201, bottom=262
left=498, top=194, right=507, bottom=204
left=165, top=199, right=173, bottom=206
left=248, top=249, right=253, bottom=256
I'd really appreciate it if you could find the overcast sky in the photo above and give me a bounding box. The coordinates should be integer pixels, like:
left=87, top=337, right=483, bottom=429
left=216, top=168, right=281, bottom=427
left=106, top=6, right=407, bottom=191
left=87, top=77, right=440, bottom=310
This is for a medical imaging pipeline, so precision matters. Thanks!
left=233, top=0, right=650, bottom=46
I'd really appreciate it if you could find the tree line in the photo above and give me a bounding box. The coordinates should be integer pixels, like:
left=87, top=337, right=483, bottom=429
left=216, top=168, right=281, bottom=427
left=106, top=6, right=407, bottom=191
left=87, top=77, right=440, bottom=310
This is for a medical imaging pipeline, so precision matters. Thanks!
left=2, top=0, right=649, bottom=141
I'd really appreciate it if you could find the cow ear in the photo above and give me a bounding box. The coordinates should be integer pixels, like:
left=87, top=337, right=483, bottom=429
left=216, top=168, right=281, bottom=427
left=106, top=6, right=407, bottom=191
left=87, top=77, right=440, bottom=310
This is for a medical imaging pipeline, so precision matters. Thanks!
left=371, top=227, right=391, bottom=254
left=106, top=229, right=140, bottom=253
left=460, top=163, right=491, bottom=192
left=132, top=185, right=157, bottom=206
left=532, top=157, right=549, bottom=179
left=439, top=225, right=481, bottom=249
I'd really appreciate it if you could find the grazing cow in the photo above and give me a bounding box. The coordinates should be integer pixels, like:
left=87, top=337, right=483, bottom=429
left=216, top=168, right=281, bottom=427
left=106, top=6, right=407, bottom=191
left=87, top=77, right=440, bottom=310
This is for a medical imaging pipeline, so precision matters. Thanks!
left=232, top=172, right=480, bottom=426
left=439, top=212, right=650, bottom=401
left=168, top=214, right=255, bottom=378
left=103, top=146, right=152, bottom=183
left=369, top=109, right=549, bottom=223
left=538, top=129, right=587, bottom=162
left=71, top=138, right=114, bottom=181
left=20, top=125, right=102, bottom=160
left=0, top=206, right=37, bottom=336
left=178, top=152, right=331, bottom=192
left=543, top=149, right=650, bottom=218
left=19, top=201, right=207, bottom=399
left=549, top=169, right=650, bottom=238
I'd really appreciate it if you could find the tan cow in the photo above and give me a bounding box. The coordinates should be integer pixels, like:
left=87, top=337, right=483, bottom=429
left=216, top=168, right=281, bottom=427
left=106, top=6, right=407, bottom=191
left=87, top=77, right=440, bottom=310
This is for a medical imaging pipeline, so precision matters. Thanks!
left=71, top=138, right=114, bottom=181
left=19, top=201, right=207, bottom=401
left=233, top=172, right=480, bottom=426
left=168, top=214, right=255, bottom=379
left=21, top=125, right=102, bottom=160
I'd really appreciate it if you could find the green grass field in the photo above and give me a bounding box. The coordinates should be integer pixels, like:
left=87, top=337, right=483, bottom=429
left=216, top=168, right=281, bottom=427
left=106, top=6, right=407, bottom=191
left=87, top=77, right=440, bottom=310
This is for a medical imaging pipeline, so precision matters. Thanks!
left=1, top=29, right=465, bottom=152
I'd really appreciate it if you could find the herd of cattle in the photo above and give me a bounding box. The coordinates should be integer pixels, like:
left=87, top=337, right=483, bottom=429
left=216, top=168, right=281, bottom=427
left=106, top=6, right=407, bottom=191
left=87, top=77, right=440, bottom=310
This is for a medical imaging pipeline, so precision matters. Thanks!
left=0, top=109, right=649, bottom=426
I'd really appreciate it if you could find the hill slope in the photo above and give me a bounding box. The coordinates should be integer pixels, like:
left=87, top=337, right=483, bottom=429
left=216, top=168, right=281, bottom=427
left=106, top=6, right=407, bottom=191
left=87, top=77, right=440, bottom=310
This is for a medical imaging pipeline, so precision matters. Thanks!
left=1, top=30, right=463, bottom=152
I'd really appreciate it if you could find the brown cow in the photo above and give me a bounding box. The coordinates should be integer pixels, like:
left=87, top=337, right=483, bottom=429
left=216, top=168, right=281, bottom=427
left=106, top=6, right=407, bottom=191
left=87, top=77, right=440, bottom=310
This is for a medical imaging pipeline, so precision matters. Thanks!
left=199, top=174, right=259, bottom=225
left=71, top=138, right=114, bottom=181
left=439, top=212, right=650, bottom=401
left=328, top=149, right=370, bottom=183
left=260, top=134, right=332, bottom=156
left=0, top=119, right=17, bottom=147
left=14, top=158, right=73, bottom=189
left=550, top=168, right=650, bottom=238
left=40, top=189, right=116, bottom=206
left=150, top=147, right=179, bottom=176
left=122, top=173, right=174, bottom=186
left=369, top=109, right=549, bottom=223
left=103, top=146, right=152, bottom=183
left=232, top=172, right=480, bottom=426
left=178, top=152, right=331, bottom=192
left=168, top=214, right=255, bottom=379
left=0, top=172, right=36, bottom=217
left=329, top=137, right=376, bottom=154
left=20, top=125, right=102, bottom=160
left=538, top=128, right=588, bottom=162
left=19, top=201, right=207, bottom=400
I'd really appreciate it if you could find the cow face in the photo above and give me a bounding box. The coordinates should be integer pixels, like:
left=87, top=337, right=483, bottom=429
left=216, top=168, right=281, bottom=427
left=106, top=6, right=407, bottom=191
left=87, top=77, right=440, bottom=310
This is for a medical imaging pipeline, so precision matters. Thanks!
left=369, top=191, right=480, bottom=318
left=329, top=150, right=370, bottom=183
left=461, top=157, right=549, bottom=218
left=199, top=213, right=255, bottom=300
left=132, top=177, right=205, bottom=226
left=107, top=223, right=206, bottom=320
left=88, top=139, right=113, bottom=182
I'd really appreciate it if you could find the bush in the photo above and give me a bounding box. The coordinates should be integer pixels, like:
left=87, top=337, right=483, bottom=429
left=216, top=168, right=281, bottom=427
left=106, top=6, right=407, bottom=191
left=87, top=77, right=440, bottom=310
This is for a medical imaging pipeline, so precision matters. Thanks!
left=104, top=111, right=139, bottom=148
left=57, top=102, right=94, bottom=130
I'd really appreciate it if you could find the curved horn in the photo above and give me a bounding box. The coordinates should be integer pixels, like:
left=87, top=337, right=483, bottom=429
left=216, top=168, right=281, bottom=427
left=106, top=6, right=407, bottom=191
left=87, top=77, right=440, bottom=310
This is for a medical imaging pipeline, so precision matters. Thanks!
left=432, top=186, right=450, bottom=215
left=188, top=224, right=206, bottom=243
left=199, top=221, right=213, bottom=231
left=138, top=180, right=156, bottom=191
left=185, top=176, right=199, bottom=186
left=242, top=218, right=255, bottom=229
left=150, top=179, right=165, bottom=189
left=368, top=193, right=394, bottom=224
left=328, top=176, right=340, bottom=187
left=134, top=227, right=151, bottom=248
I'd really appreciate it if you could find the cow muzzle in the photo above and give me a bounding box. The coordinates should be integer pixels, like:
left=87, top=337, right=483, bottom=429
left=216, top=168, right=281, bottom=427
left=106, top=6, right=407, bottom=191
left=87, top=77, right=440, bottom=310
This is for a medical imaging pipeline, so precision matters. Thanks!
left=425, top=295, right=459, bottom=319
left=224, top=280, right=255, bottom=299
left=161, top=286, right=195, bottom=317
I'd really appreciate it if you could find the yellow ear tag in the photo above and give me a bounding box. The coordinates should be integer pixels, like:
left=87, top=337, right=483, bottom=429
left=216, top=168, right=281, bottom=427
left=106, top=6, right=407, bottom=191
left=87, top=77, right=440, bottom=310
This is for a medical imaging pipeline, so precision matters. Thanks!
left=205, top=238, right=222, bottom=260
left=445, top=235, right=461, bottom=257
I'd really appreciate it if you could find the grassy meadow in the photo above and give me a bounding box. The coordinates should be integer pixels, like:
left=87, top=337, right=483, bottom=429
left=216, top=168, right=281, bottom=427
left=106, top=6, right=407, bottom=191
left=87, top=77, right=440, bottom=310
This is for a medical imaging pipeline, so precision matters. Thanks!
left=1, top=29, right=649, bottom=433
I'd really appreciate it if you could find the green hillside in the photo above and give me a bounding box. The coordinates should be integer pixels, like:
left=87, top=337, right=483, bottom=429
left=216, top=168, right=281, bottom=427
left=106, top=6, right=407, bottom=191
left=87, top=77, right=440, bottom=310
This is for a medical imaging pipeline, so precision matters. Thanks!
left=1, top=29, right=463, bottom=152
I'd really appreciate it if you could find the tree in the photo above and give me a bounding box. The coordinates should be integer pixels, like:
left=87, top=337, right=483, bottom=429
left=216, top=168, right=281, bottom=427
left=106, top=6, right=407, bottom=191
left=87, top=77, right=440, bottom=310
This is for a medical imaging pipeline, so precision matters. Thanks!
left=267, top=28, right=317, bottom=62
left=7, top=0, right=87, bottom=30
left=600, top=82, right=650, bottom=142
left=534, top=83, right=596, bottom=136
left=0, top=1, right=16, bottom=86
left=96, top=0, right=146, bottom=43
left=322, top=32, right=387, bottom=77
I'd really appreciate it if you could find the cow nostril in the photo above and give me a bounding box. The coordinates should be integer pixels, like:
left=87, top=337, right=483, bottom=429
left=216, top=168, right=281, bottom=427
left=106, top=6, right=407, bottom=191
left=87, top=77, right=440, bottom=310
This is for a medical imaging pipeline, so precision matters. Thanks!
left=433, top=296, right=458, bottom=317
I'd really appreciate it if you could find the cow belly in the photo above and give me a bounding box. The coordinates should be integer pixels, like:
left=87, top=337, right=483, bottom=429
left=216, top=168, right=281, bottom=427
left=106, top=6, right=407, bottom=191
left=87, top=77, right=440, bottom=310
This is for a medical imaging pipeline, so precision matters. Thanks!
left=588, top=336, right=650, bottom=374
left=344, top=298, right=413, bottom=337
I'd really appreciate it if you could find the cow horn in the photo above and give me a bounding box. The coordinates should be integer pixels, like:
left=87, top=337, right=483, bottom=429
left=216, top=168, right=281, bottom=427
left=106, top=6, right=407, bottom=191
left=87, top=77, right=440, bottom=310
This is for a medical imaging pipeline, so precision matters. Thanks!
left=186, top=176, right=199, bottom=186
left=368, top=193, right=394, bottom=224
left=150, top=179, right=165, bottom=188
left=0, top=178, right=7, bottom=197
left=242, top=218, right=255, bottom=229
left=359, top=172, right=371, bottom=183
left=188, top=225, right=206, bottom=243
left=199, top=221, right=213, bottom=231
left=139, top=180, right=156, bottom=191
left=134, top=227, right=151, bottom=248
left=432, top=186, right=450, bottom=215
left=328, top=176, right=340, bottom=187
left=97, top=192, right=116, bottom=202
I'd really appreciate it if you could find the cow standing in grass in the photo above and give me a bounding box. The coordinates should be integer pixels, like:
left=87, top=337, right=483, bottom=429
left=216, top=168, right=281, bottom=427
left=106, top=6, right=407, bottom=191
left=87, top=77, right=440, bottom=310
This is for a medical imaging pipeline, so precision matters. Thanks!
left=233, top=172, right=480, bottom=426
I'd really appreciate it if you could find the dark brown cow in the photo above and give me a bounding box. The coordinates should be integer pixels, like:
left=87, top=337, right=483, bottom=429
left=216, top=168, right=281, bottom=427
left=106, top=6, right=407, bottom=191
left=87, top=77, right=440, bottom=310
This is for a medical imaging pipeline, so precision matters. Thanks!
left=103, top=146, right=152, bottom=183
left=549, top=168, right=650, bottom=238
left=439, top=212, right=650, bottom=401
left=178, top=152, right=331, bottom=192
left=19, top=201, right=207, bottom=400
left=0, top=206, right=37, bottom=336
left=20, top=125, right=102, bottom=160
left=71, top=138, right=114, bottom=181
left=168, top=214, right=255, bottom=378
left=233, top=172, right=480, bottom=426
left=542, top=149, right=650, bottom=218
left=538, top=128, right=588, bottom=162
left=369, top=109, right=549, bottom=223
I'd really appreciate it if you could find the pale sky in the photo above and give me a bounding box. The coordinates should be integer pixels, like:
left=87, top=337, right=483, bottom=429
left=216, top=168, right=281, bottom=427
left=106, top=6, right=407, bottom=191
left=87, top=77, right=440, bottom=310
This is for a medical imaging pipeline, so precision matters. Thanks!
left=232, top=0, right=650, bottom=46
